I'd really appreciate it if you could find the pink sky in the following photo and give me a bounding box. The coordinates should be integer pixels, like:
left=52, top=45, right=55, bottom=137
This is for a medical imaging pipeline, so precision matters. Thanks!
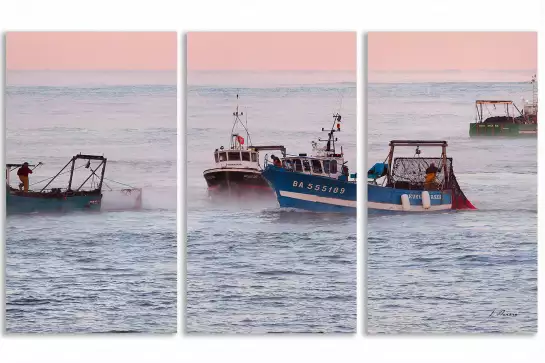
left=187, top=32, right=356, bottom=71
left=369, top=32, right=536, bottom=77
left=7, top=32, right=176, bottom=70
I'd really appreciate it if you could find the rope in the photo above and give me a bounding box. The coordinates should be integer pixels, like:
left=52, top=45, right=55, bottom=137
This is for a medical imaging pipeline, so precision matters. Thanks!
left=103, top=180, right=114, bottom=191
left=103, top=177, right=138, bottom=189
left=29, top=164, right=86, bottom=186
left=485, top=104, right=492, bottom=117
left=26, top=164, right=138, bottom=191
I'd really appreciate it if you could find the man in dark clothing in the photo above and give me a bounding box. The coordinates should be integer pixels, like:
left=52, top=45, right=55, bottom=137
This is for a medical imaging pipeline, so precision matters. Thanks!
left=17, top=162, right=33, bottom=192
left=271, top=155, right=282, bottom=168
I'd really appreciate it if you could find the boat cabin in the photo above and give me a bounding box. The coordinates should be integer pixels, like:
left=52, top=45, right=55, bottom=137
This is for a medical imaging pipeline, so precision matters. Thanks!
left=281, top=154, right=347, bottom=179
left=212, top=142, right=287, bottom=170
left=213, top=144, right=260, bottom=170
left=273, top=113, right=352, bottom=180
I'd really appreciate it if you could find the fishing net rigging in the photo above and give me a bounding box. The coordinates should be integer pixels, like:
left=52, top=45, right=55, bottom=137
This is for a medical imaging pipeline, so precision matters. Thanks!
left=29, top=164, right=85, bottom=187
left=21, top=158, right=143, bottom=210
left=389, top=157, right=452, bottom=189
left=388, top=156, right=475, bottom=209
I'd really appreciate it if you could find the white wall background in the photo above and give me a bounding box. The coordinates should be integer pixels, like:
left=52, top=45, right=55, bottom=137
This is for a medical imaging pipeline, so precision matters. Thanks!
left=0, top=0, right=543, bottom=362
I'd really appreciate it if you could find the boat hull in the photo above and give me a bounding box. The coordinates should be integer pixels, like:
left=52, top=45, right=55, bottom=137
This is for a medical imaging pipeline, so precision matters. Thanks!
left=469, top=122, right=537, bottom=137
left=203, top=167, right=274, bottom=198
left=262, top=165, right=356, bottom=214
left=368, top=183, right=452, bottom=212
left=6, top=191, right=102, bottom=214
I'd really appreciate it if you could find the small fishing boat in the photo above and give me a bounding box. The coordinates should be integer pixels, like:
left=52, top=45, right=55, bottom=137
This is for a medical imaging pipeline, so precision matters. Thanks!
left=203, top=96, right=286, bottom=198
left=262, top=113, right=357, bottom=214
left=6, top=154, right=141, bottom=214
left=469, top=75, right=537, bottom=137
left=367, top=140, right=476, bottom=212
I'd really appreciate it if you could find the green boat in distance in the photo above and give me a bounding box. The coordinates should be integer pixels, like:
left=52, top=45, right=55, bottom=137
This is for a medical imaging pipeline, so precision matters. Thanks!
left=469, top=75, right=538, bottom=137
left=6, top=154, right=106, bottom=214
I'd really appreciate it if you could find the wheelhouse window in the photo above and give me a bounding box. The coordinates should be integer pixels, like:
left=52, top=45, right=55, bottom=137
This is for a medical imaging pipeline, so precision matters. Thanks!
left=241, top=152, right=250, bottom=161
left=214, top=153, right=219, bottom=163
left=219, top=152, right=227, bottom=162
left=311, top=159, right=323, bottom=174
left=302, top=159, right=311, bottom=172
left=228, top=152, right=241, bottom=161
left=323, top=160, right=330, bottom=174
left=283, top=159, right=293, bottom=170
left=294, top=159, right=303, bottom=172
left=330, top=160, right=338, bottom=174
left=251, top=153, right=258, bottom=162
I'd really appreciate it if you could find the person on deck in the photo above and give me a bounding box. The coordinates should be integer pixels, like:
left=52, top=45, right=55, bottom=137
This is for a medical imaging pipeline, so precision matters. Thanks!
left=338, top=165, right=349, bottom=181
left=424, top=162, right=439, bottom=190
left=271, top=155, right=282, bottom=168
left=17, top=162, right=33, bottom=192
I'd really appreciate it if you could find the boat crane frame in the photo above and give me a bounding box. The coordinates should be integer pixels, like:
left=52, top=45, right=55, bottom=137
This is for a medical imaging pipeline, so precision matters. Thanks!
left=474, top=100, right=523, bottom=124
left=385, top=140, right=449, bottom=188
left=6, top=154, right=107, bottom=194
left=41, top=154, right=107, bottom=193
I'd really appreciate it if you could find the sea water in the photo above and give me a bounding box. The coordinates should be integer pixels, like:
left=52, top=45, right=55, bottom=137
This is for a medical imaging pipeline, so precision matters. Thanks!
left=186, top=71, right=357, bottom=333
left=367, top=81, right=537, bottom=333
left=5, top=71, right=177, bottom=333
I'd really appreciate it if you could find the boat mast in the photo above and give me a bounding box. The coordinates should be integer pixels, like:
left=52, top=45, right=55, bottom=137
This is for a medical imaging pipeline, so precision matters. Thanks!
left=230, top=94, right=252, bottom=149
left=319, top=113, right=342, bottom=155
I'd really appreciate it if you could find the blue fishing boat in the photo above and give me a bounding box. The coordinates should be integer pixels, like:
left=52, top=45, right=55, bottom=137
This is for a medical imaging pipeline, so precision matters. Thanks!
left=262, top=113, right=357, bottom=214
left=367, top=140, right=476, bottom=213
left=6, top=154, right=142, bottom=214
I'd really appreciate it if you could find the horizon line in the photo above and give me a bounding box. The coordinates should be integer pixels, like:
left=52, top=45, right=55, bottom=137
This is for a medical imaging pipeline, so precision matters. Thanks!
left=370, top=68, right=537, bottom=73
left=187, top=68, right=356, bottom=72
left=369, top=79, right=536, bottom=84
left=7, top=68, right=176, bottom=72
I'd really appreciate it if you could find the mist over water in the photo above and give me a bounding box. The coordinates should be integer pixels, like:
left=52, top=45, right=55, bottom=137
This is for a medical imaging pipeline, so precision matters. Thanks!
left=186, top=71, right=357, bottom=333
left=5, top=71, right=177, bottom=333
left=367, top=81, right=537, bottom=333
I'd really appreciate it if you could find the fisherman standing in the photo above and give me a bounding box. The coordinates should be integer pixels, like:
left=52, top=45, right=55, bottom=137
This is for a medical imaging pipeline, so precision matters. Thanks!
left=17, top=162, right=33, bottom=192
left=424, top=162, right=439, bottom=189
left=271, top=155, right=282, bottom=168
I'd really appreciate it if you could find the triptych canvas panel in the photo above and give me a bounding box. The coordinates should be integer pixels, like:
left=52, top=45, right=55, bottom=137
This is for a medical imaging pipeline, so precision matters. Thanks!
left=3, top=31, right=537, bottom=334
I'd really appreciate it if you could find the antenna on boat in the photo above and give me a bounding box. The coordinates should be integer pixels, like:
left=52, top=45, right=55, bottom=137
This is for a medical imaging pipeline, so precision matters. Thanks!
left=230, top=93, right=253, bottom=149
left=318, top=112, right=342, bottom=155
left=336, top=89, right=345, bottom=115
left=244, top=103, right=252, bottom=146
